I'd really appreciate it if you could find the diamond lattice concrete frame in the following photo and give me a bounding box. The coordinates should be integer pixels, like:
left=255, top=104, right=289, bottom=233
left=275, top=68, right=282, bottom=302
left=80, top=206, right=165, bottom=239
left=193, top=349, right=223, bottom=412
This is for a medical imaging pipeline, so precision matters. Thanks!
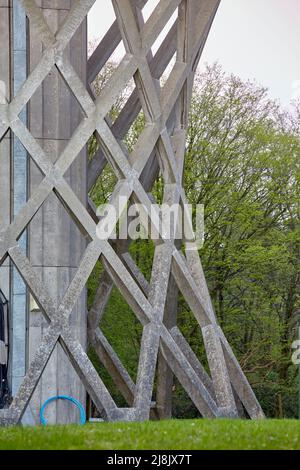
left=0, top=0, right=264, bottom=425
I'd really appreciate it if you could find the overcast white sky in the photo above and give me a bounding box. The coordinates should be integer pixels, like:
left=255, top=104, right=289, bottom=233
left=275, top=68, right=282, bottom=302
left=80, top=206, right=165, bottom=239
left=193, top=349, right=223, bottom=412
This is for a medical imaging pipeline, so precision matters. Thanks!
left=88, top=0, right=300, bottom=107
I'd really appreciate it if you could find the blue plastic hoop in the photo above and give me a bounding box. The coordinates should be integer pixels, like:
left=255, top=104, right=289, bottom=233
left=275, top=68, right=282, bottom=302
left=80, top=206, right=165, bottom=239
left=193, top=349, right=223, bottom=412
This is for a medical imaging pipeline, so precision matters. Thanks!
left=40, top=395, right=86, bottom=425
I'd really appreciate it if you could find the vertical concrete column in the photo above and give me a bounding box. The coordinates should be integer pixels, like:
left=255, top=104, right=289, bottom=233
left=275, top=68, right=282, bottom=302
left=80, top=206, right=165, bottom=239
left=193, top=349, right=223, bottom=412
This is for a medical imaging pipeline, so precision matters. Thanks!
left=0, top=0, right=11, bottom=360
left=10, top=0, right=28, bottom=403
left=28, top=0, right=87, bottom=424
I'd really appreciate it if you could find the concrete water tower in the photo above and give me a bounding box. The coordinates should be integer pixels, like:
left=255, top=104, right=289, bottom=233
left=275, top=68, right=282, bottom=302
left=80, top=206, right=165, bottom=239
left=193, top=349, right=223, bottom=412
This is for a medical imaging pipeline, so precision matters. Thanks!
left=0, top=0, right=264, bottom=426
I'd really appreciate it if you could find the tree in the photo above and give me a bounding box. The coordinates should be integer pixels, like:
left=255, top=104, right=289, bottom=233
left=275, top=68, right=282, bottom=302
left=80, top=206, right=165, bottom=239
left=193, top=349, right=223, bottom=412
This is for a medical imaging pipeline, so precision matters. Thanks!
left=184, top=64, right=300, bottom=417
left=88, top=62, right=300, bottom=418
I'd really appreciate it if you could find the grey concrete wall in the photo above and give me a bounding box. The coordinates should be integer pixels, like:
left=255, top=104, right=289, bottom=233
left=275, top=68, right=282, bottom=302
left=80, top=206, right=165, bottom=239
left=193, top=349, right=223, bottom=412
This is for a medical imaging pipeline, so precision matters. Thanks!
left=27, top=1, right=88, bottom=424
left=11, top=0, right=28, bottom=404
left=0, top=0, right=11, bottom=366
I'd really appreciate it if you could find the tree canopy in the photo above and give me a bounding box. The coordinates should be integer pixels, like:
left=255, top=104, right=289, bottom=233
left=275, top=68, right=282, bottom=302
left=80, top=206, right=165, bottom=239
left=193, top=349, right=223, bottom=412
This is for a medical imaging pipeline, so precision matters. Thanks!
left=88, top=63, right=300, bottom=418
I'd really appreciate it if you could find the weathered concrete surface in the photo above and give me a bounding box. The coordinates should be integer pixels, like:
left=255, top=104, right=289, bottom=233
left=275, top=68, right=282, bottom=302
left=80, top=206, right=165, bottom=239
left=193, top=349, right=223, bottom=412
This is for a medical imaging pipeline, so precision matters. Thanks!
left=0, top=0, right=11, bottom=383
left=0, top=0, right=264, bottom=426
left=9, top=1, right=29, bottom=417
left=27, top=1, right=87, bottom=424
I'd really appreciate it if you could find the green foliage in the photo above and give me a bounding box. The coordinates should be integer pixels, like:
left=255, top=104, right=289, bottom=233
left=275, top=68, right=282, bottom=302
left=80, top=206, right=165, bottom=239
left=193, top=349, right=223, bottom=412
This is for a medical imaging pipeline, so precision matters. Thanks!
left=87, top=63, right=300, bottom=418
left=184, top=65, right=300, bottom=417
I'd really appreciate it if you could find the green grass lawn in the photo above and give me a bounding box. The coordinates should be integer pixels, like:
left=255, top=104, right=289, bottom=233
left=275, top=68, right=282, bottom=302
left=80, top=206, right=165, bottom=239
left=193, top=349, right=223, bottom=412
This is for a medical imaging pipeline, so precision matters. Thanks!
left=0, top=419, right=300, bottom=450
